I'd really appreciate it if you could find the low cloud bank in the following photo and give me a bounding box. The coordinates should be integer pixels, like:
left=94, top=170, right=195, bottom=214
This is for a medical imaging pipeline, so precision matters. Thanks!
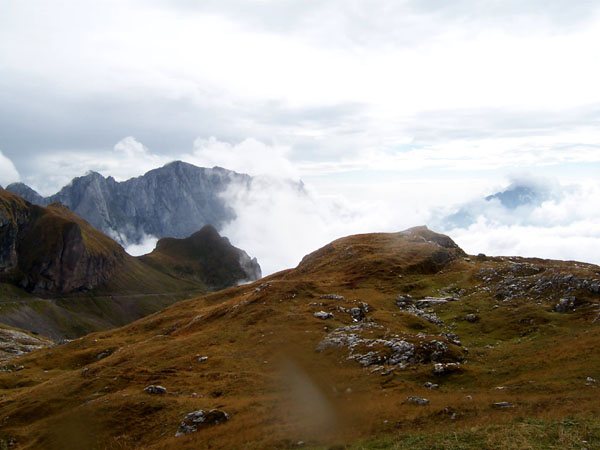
left=220, top=176, right=429, bottom=276
left=221, top=171, right=600, bottom=275
left=435, top=176, right=600, bottom=265
left=122, top=234, right=159, bottom=257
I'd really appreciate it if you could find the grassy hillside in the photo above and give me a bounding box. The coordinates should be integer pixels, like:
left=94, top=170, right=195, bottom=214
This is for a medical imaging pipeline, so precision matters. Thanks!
left=0, top=189, right=211, bottom=339
left=0, top=227, right=599, bottom=449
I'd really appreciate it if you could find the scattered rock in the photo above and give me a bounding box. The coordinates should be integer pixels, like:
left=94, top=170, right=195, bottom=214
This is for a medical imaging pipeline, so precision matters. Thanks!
left=492, top=402, right=515, bottom=408
left=349, top=307, right=365, bottom=322
left=405, top=396, right=429, bottom=406
left=415, top=297, right=457, bottom=309
left=395, top=295, right=414, bottom=308
left=175, top=409, right=229, bottom=436
left=555, top=297, right=576, bottom=313
left=96, top=350, right=112, bottom=360
left=320, top=294, right=344, bottom=300
left=464, top=314, right=479, bottom=323
left=144, top=385, right=167, bottom=395
left=433, top=362, right=462, bottom=375
left=15, top=365, right=24, bottom=371
left=314, top=311, right=334, bottom=320
left=424, top=382, right=439, bottom=390
left=197, top=356, right=209, bottom=363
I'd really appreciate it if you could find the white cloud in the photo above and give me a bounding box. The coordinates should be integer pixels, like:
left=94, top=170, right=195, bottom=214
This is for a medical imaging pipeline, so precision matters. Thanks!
left=188, top=137, right=298, bottom=178
left=450, top=220, right=600, bottom=265
left=219, top=176, right=430, bottom=275
left=439, top=177, right=600, bottom=265
left=0, top=150, right=20, bottom=186
left=123, top=233, right=159, bottom=257
left=21, top=137, right=171, bottom=195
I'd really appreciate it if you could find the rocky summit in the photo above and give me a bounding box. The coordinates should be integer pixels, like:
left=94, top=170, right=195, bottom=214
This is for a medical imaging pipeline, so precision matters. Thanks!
left=1, top=225, right=599, bottom=449
left=6, top=161, right=252, bottom=246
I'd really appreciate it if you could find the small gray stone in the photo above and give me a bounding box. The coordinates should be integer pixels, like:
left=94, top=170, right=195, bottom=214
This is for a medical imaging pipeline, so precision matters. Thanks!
left=175, top=409, right=229, bottom=436
left=555, top=297, right=576, bottom=313
left=406, top=396, right=429, bottom=406
left=492, top=402, right=515, bottom=408
left=144, top=385, right=167, bottom=395
left=314, top=311, right=334, bottom=320
left=433, top=362, right=461, bottom=375
left=349, top=307, right=365, bottom=322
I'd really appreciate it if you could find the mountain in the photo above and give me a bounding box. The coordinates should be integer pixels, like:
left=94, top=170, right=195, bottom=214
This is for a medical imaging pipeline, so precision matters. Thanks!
left=2, top=226, right=598, bottom=448
left=6, top=161, right=252, bottom=245
left=484, top=184, right=545, bottom=209
left=139, top=224, right=261, bottom=290
left=0, top=189, right=261, bottom=340
left=443, top=182, right=552, bottom=229
left=0, top=189, right=125, bottom=294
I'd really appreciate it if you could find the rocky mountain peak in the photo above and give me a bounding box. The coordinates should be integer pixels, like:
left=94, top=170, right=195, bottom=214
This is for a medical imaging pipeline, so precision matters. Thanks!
left=5, top=162, right=252, bottom=246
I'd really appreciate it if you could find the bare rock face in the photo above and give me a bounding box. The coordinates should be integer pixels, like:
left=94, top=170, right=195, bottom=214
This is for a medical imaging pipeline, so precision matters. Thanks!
left=0, top=190, right=124, bottom=295
left=6, top=162, right=252, bottom=246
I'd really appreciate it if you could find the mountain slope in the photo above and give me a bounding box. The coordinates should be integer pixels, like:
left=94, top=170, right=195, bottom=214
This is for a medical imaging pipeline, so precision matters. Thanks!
left=0, top=189, right=125, bottom=294
left=2, top=226, right=599, bottom=449
left=0, top=190, right=261, bottom=340
left=6, top=162, right=252, bottom=245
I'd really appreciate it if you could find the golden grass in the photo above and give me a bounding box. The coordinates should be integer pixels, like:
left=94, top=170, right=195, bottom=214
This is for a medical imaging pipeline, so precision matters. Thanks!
left=1, top=229, right=599, bottom=449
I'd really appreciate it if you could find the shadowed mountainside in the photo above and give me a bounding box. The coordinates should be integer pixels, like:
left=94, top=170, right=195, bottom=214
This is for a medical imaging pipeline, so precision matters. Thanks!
left=139, top=224, right=261, bottom=290
left=1, top=226, right=599, bottom=449
left=0, top=189, right=125, bottom=294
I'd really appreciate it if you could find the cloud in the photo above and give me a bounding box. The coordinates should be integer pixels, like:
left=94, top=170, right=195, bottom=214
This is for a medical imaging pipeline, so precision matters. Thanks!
left=123, top=233, right=159, bottom=257
left=188, top=137, right=298, bottom=178
left=219, top=175, right=430, bottom=276
left=0, top=150, right=19, bottom=186
left=435, top=176, right=600, bottom=265
left=450, top=220, right=600, bottom=266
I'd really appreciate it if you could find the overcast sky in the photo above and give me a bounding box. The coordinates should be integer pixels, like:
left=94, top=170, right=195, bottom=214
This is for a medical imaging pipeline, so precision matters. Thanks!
left=2, top=0, right=600, bottom=270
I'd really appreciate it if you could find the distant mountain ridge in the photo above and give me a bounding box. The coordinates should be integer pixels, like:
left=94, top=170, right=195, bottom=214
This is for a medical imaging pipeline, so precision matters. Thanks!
left=442, top=182, right=552, bottom=229
left=6, top=161, right=251, bottom=246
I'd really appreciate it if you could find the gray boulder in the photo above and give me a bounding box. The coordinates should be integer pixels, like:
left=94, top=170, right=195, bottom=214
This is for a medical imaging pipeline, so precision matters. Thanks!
left=175, top=409, right=229, bottom=437
left=314, top=311, right=334, bottom=320
left=144, top=385, right=167, bottom=395
left=555, top=297, right=576, bottom=313
left=406, top=396, right=430, bottom=405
